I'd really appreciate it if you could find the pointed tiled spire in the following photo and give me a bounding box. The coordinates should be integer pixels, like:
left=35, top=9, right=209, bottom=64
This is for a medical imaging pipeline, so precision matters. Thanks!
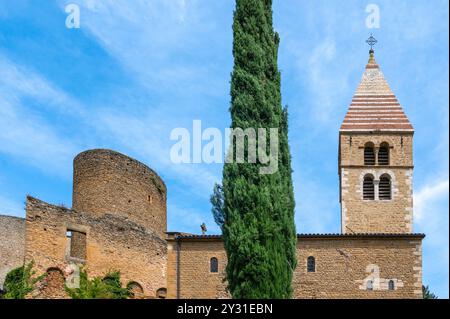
left=340, top=50, right=414, bottom=132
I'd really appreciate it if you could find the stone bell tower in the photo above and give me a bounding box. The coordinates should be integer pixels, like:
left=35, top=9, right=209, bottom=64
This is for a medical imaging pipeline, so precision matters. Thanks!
left=339, top=37, right=415, bottom=234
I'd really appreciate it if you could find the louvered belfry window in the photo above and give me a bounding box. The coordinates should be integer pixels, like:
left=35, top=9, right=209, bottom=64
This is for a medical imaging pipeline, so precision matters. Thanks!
left=379, top=174, right=392, bottom=200
left=378, top=143, right=390, bottom=165
left=363, top=175, right=375, bottom=200
left=364, top=143, right=376, bottom=166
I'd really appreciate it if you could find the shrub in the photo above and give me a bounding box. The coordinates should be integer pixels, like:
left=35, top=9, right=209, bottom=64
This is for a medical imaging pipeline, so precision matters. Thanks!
left=65, top=269, right=131, bottom=299
left=422, top=285, right=438, bottom=299
left=1, top=261, right=45, bottom=299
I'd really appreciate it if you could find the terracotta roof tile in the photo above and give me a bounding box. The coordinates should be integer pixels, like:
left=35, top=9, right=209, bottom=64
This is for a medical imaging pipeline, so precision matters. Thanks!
left=340, top=52, right=414, bottom=133
left=172, top=233, right=425, bottom=240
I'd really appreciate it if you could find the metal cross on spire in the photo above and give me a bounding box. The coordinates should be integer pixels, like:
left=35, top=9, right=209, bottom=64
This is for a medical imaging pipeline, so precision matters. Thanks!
left=366, top=34, right=377, bottom=52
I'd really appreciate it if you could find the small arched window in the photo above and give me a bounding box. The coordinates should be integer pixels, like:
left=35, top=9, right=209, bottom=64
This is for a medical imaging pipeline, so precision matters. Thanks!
left=307, top=256, right=315, bottom=273
left=210, top=257, right=218, bottom=273
left=367, top=280, right=374, bottom=291
left=156, top=288, right=167, bottom=299
left=127, top=282, right=144, bottom=299
left=364, top=143, right=376, bottom=166
left=378, top=142, right=390, bottom=165
left=388, top=280, right=395, bottom=291
left=379, top=174, right=392, bottom=200
left=41, top=268, right=65, bottom=298
left=363, top=174, right=375, bottom=200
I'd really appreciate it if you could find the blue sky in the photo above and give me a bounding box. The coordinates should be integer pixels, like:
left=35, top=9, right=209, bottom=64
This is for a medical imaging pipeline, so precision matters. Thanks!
left=0, top=0, right=448, bottom=298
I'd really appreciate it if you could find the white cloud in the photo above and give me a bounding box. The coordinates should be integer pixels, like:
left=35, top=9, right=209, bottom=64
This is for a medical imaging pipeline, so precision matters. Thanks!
left=306, top=38, right=340, bottom=124
left=0, top=55, right=85, bottom=117
left=57, top=0, right=229, bottom=100
left=97, top=109, right=220, bottom=195
left=414, top=177, right=449, bottom=298
left=0, top=96, right=79, bottom=177
left=54, top=0, right=228, bottom=195
left=0, top=55, right=82, bottom=177
left=0, top=195, right=24, bottom=218
left=0, top=53, right=220, bottom=191
left=294, top=170, right=340, bottom=234
left=284, top=35, right=354, bottom=132
left=415, top=178, right=449, bottom=223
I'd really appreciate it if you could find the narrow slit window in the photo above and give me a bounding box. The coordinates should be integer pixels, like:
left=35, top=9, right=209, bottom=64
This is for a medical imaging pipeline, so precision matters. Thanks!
left=367, top=280, right=374, bottom=291
left=388, top=280, right=395, bottom=291
left=67, top=229, right=86, bottom=260
left=379, top=174, right=392, bottom=200
left=363, top=175, right=375, bottom=200
left=66, top=231, right=72, bottom=255
left=210, top=257, right=218, bottom=273
left=307, top=256, right=315, bottom=273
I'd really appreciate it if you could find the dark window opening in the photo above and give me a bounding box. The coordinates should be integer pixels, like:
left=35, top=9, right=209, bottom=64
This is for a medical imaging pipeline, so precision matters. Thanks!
left=210, top=257, right=218, bottom=273
left=379, top=174, right=392, bottom=200
left=388, top=280, right=395, bottom=290
left=127, top=282, right=144, bottom=299
left=67, top=229, right=86, bottom=260
left=378, top=143, right=390, bottom=165
left=307, top=256, right=316, bottom=273
left=364, top=143, right=376, bottom=166
left=363, top=175, right=375, bottom=200
left=367, top=280, right=374, bottom=291
left=156, top=288, right=167, bottom=299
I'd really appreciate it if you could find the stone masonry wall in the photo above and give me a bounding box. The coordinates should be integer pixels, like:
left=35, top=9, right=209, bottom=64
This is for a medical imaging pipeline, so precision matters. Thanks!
left=72, top=149, right=167, bottom=239
left=167, top=236, right=423, bottom=299
left=294, top=236, right=422, bottom=299
left=0, top=215, right=25, bottom=290
left=167, top=238, right=229, bottom=299
left=341, top=167, right=413, bottom=233
left=25, top=196, right=167, bottom=298
left=339, top=133, right=413, bottom=167
left=339, top=133, right=414, bottom=233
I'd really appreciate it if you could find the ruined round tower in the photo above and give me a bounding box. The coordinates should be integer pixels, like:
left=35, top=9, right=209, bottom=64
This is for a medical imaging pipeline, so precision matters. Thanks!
left=72, top=149, right=167, bottom=239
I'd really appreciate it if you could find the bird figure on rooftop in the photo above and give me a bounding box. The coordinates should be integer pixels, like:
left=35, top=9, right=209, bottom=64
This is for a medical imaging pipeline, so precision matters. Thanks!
left=201, top=223, right=207, bottom=235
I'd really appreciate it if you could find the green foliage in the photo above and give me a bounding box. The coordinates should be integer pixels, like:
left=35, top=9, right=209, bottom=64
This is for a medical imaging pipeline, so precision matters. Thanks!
left=214, top=0, right=297, bottom=298
left=422, top=285, right=438, bottom=299
left=1, top=261, right=45, bottom=299
left=211, top=183, right=225, bottom=229
left=65, top=269, right=131, bottom=299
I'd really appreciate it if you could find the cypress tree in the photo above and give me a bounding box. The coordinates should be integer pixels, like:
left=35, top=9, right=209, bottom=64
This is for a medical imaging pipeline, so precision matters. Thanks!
left=213, top=0, right=296, bottom=298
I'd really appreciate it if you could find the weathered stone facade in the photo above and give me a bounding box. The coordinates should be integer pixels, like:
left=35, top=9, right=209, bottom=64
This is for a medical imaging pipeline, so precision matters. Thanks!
left=166, top=234, right=424, bottom=299
left=339, top=51, right=415, bottom=235
left=162, top=49, right=423, bottom=299
left=0, top=143, right=424, bottom=299
left=0, top=215, right=25, bottom=290
left=166, top=235, right=229, bottom=299
left=295, top=235, right=422, bottom=298
left=73, top=149, right=167, bottom=239
left=0, top=50, right=424, bottom=299
left=339, top=133, right=414, bottom=233
left=24, top=196, right=167, bottom=298
left=0, top=149, right=168, bottom=299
